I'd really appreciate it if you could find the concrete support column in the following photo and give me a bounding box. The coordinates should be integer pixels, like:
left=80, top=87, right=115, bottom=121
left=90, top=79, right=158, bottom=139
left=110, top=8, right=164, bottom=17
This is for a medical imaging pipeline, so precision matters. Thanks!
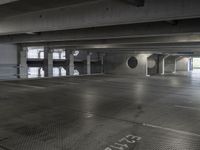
left=173, top=56, right=181, bottom=73
left=19, top=47, right=28, bottom=79
left=87, top=52, right=92, bottom=75
left=59, top=52, right=62, bottom=59
left=189, top=57, right=193, bottom=71
left=38, top=51, right=43, bottom=59
left=59, top=67, right=62, bottom=76
left=38, top=68, right=41, bottom=77
left=69, top=51, right=74, bottom=76
left=64, top=49, right=69, bottom=75
left=100, top=53, right=105, bottom=74
left=44, top=47, right=53, bottom=77
left=161, top=54, right=170, bottom=75
left=146, top=57, right=150, bottom=77
left=173, top=58, right=177, bottom=74
left=188, top=57, right=192, bottom=72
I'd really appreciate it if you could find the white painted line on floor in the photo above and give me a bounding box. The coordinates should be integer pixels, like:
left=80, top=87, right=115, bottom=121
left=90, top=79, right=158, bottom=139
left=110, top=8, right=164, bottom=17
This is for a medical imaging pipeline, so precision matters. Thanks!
left=3, top=83, right=45, bottom=89
left=143, top=123, right=200, bottom=137
left=175, top=105, right=200, bottom=111
left=18, top=84, right=46, bottom=89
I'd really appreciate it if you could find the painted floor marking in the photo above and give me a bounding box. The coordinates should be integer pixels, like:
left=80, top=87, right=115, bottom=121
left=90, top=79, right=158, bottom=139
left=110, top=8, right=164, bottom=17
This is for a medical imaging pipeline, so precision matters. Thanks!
left=67, top=108, right=200, bottom=138
left=105, top=134, right=141, bottom=150
left=175, top=105, right=200, bottom=111
left=143, top=123, right=200, bottom=137
left=2, top=83, right=45, bottom=89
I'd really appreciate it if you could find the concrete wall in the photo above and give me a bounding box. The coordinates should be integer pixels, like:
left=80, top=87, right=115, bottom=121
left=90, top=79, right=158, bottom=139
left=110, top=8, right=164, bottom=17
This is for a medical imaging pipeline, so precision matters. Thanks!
left=104, top=53, right=151, bottom=76
left=165, top=56, right=176, bottom=73
left=72, top=51, right=101, bottom=75
left=157, top=56, right=189, bottom=74
left=176, top=57, right=189, bottom=71
left=148, top=54, right=159, bottom=75
left=91, top=62, right=101, bottom=74
left=0, top=44, right=18, bottom=80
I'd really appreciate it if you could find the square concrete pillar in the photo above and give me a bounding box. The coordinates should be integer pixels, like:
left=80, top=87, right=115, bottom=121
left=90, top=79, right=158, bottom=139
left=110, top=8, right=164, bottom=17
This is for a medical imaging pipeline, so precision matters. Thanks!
left=161, top=58, right=165, bottom=75
left=173, top=58, right=177, bottom=73
left=18, top=47, right=28, bottom=79
left=188, top=57, right=193, bottom=72
left=87, top=52, right=92, bottom=75
left=173, top=56, right=182, bottom=73
left=100, top=53, right=105, bottom=74
left=59, top=67, right=62, bottom=76
left=146, top=57, right=150, bottom=77
left=44, top=47, right=53, bottom=77
left=161, top=55, right=170, bottom=75
left=38, top=68, right=42, bottom=77
left=69, top=51, right=74, bottom=76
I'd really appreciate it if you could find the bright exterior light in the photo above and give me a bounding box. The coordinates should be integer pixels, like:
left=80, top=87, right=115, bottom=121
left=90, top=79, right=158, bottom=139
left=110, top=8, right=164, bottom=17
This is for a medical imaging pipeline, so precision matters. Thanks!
left=73, top=50, right=79, bottom=56
left=193, top=58, right=200, bottom=69
left=73, top=69, right=80, bottom=76
left=27, top=47, right=44, bottom=59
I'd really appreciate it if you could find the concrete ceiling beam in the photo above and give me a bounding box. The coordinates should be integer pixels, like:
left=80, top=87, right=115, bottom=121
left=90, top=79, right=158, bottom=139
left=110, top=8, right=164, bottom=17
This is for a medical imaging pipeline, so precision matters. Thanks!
left=19, top=34, right=200, bottom=47
left=1, top=19, right=200, bottom=44
left=1, top=0, right=200, bottom=35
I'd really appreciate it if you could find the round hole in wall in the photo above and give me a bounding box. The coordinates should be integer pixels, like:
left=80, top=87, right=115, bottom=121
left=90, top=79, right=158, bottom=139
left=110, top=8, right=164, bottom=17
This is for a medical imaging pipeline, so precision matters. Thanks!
left=127, top=57, right=138, bottom=69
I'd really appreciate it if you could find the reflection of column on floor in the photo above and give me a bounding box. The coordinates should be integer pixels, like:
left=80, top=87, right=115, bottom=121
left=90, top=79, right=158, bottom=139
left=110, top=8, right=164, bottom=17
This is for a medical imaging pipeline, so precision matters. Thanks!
left=44, top=47, right=53, bottom=77
left=87, top=52, right=92, bottom=75
left=69, top=51, right=74, bottom=76
left=18, top=46, right=28, bottom=79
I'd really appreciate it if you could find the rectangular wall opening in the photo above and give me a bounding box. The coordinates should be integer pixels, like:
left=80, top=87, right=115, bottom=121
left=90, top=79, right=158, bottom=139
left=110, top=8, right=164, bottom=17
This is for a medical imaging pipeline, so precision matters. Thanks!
left=193, top=57, right=200, bottom=70
left=191, top=57, right=200, bottom=75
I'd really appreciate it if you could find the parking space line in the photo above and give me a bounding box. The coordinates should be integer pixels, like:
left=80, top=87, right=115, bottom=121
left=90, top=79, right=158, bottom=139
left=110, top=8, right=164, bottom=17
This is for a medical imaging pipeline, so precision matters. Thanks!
left=175, top=105, right=200, bottom=111
left=143, top=123, right=200, bottom=137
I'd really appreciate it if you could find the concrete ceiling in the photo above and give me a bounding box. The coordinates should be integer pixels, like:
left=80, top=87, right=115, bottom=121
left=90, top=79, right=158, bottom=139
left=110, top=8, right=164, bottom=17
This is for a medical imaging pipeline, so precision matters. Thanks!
left=0, top=0, right=200, bottom=54
left=0, top=0, right=99, bottom=18
left=0, top=0, right=145, bottom=18
left=1, top=0, right=200, bottom=35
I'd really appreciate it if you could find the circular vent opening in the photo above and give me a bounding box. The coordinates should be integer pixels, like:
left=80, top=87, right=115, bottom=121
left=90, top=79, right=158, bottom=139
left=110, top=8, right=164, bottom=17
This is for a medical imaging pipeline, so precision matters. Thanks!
left=127, top=57, right=138, bottom=69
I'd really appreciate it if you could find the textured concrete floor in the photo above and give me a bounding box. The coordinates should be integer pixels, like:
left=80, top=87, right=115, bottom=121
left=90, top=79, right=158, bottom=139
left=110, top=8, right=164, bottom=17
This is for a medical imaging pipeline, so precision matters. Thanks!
left=0, top=72, right=200, bottom=150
